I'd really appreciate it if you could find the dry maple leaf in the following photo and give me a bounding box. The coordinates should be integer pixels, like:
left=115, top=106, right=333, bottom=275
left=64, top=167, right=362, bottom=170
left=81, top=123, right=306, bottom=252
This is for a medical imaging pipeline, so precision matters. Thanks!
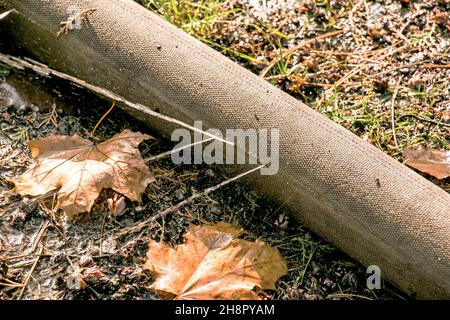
left=144, top=222, right=288, bottom=300
left=11, top=129, right=154, bottom=219
left=404, top=145, right=450, bottom=180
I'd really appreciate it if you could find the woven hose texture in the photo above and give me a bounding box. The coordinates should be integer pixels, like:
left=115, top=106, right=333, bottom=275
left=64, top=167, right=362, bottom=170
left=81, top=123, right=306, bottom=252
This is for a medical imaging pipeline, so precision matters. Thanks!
left=2, top=0, right=450, bottom=299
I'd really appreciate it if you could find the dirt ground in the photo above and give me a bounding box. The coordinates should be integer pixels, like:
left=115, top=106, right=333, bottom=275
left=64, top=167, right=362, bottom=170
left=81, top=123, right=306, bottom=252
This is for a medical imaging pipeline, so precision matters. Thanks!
left=1, top=0, right=449, bottom=300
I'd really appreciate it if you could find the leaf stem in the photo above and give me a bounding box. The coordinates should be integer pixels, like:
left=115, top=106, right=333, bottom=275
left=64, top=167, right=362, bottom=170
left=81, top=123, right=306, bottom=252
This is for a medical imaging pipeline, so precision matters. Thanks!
left=90, top=100, right=116, bottom=138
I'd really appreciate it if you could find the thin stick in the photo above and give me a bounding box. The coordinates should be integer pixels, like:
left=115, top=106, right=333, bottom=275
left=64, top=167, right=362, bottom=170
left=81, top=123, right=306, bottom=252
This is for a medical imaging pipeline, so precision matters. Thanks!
left=145, top=137, right=214, bottom=162
left=368, top=60, right=425, bottom=79
left=38, top=204, right=69, bottom=242
left=0, top=53, right=233, bottom=146
left=29, top=220, right=49, bottom=254
left=326, top=66, right=362, bottom=94
left=116, top=164, right=265, bottom=237
left=0, top=126, right=13, bottom=141
left=152, top=164, right=264, bottom=221
left=398, top=114, right=450, bottom=128
left=17, top=246, right=43, bottom=300
left=0, top=282, right=24, bottom=288
left=299, top=241, right=321, bottom=286
left=16, top=220, right=49, bottom=299
left=1, top=278, right=25, bottom=287
left=99, top=209, right=109, bottom=257
left=423, top=63, right=450, bottom=69
left=390, top=76, right=403, bottom=148
left=4, top=253, right=52, bottom=261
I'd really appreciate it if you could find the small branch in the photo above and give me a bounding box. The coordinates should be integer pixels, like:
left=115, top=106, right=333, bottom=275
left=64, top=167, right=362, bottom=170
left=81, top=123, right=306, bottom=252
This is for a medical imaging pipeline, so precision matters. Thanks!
left=29, top=220, right=50, bottom=254
left=99, top=209, right=109, bottom=257
left=152, top=164, right=264, bottom=221
left=299, top=241, right=321, bottom=286
left=145, top=137, right=214, bottom=162
left=116, top=164, right=265, bottom=237
left=17, top=246, right=44, bottom=300
left=0, top=53, right=233, bottom=146
left=423, top=63, right=450, bottom=69
left=390, top=76, right=403, bottom=148
left=37, top=102, right=59, bottom=128
left=1, top=278, right=25, bottom=287
left=15, top=220, right=49, bottom=299
left=3, top=253, right=52, bottom=261
left=398, top=114, right=450, bottom=128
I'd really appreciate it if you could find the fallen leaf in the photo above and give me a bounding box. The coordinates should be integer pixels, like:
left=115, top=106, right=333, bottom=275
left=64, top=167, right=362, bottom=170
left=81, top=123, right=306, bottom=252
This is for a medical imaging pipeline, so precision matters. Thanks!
left=144, top=223, right=288, bottom=300
left=11, top=129, right=154, bottom=219
left=404, top=145, right=450, bottom=180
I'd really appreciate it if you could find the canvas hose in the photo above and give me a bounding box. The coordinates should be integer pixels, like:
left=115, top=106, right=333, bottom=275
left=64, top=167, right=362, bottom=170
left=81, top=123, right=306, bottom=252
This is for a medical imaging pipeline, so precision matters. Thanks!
left=1, top=0, right=449, bottom=299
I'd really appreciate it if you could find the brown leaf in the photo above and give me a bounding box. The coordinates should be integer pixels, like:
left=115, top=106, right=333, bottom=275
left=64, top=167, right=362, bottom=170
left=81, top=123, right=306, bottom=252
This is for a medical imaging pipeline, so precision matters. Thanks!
left=144, top=223, right=288, bottom=300
left=12, top=129, right=154, bottom=219
left=404, top=145, right=450, bottom=180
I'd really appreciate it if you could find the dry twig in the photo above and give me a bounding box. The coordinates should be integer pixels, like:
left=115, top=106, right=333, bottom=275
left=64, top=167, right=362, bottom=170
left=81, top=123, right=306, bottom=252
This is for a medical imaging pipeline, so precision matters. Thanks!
left=116, top=164, right=265, bottom=237
left=0, top=53, right=233, bottom=146
left=423, top=63, right=450, bottom=69
left=390, top=76, right=403, bottom=149
left=37, top=103, right=59, bottom=128
left=17, top=246, right=44, bottom=299
left=398, top=114, right=450, bottom=128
